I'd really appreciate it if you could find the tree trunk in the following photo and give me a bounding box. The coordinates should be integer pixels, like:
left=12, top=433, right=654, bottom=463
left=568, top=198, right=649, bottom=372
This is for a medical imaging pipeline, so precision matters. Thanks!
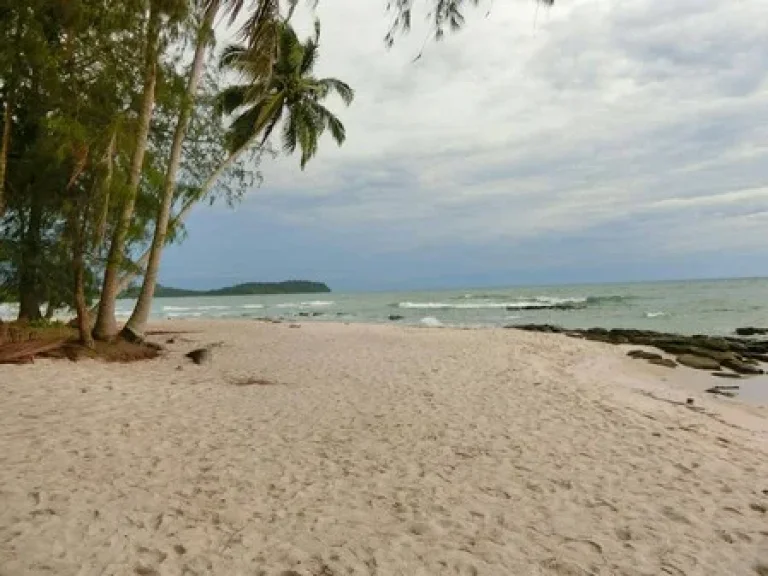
left=94, top=7, right=161, bottom=341
left=72, top=212, right=94, bottom=348
left=92, top=128, right=116, bottom=249
left=122, top=0, right=220, bottom=340
left=0, top=94, right=11, bottom=217
left=17, top=194, right=43, bottom=322
left=110, top=137, right=262, bottom=302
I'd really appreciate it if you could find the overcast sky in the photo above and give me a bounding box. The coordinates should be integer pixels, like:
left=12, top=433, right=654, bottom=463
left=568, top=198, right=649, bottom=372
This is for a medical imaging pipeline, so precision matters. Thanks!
left=160, top=0, right=768, bottom=291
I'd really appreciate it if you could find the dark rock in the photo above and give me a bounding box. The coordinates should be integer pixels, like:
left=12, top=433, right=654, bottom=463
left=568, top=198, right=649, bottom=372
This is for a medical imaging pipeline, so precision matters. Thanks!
left=513, top=324, right=563, bottom=333
left=721, top=358, right=764, bottom=375
left=712, top=372, right=742, bottom=379
left=185, top=348, right=211, bottom=365
left=389, top=315, right=404, bottom=321
left=166, top=338, right=176, bottom=344
left=649, top=358, right=677, bottom=368
left=627, top=350, right=663, bottom=361
left=705, top=386, right=738, bottom=398
left=676, top=354, right=721, bottom=371
left=735, top=327, right=768, bottom=336
left=748, top=353, right=768, bottom=362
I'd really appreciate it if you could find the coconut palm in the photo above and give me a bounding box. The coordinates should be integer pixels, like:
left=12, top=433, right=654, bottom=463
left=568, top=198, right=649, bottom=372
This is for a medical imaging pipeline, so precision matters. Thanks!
left=217, top=20, right=354, bottom=169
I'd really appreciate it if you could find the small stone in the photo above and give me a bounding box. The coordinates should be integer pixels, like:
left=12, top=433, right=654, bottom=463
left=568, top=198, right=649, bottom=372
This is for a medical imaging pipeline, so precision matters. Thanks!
left=686, top=398, right=695, bottom=405
left=389, top=315, right=404, bottom=321
left=185, top=348, right=211, bottom=365
left=649, top=358, right=676, bottom=368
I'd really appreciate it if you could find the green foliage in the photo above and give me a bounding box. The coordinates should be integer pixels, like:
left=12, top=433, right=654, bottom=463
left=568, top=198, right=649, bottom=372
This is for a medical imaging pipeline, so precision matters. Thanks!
left=218, top=21, right=353, bottom=168
left=120, top=280, right=330, bottom=298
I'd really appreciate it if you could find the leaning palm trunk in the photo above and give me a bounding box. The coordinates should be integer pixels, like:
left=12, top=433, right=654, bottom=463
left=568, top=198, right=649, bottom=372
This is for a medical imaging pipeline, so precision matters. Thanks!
left=109, top=138, right=258, bottom=305
left=94, top=7, right=161, bottom=341
left=122, top=0, right=220, bottom=341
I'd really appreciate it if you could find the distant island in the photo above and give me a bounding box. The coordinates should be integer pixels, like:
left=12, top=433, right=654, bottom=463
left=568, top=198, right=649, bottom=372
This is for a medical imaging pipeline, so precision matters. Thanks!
left=119, top=281, right=331, bottom=298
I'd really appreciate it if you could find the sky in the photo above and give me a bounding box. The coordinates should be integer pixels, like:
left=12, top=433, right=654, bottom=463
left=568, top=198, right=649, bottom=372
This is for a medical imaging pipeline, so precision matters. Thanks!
left=160, top=0, right=768, bottom=292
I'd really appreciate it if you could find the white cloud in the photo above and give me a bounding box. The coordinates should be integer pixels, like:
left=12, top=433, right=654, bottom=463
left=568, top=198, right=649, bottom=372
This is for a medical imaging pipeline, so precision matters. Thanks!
left=214, top=0, right=768, bottom=262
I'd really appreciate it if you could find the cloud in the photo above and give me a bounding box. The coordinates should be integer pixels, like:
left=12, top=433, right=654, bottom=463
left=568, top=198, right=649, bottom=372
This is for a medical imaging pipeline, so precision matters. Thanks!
left=186, top=0, right=768, bottom=286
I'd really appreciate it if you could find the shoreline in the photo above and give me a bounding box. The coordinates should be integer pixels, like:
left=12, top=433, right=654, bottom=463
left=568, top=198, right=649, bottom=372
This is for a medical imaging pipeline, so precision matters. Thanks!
left=2, top=319, right=767, bottom=574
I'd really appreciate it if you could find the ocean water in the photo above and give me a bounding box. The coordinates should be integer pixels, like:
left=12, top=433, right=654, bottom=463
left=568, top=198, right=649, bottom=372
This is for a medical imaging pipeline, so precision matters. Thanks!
left=107, top=277, right=766, bottom=335
left=2, top=278, right=766, bottom=335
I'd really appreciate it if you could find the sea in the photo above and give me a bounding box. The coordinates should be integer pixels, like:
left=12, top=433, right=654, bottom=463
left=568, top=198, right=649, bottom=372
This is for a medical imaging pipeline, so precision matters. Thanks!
left=2, top=278, right=766, bottom=335
left=98, top=277, right=766, bottom=336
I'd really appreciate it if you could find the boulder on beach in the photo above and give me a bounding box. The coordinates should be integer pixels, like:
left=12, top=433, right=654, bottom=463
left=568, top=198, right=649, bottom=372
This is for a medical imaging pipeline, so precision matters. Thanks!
left=676, top=354, right=721, bottom=371
left=649, top=358, right=677, bottom=368
left=627, top=350, right=663, bottom=361
left=735, top=327, right=768, bottom=336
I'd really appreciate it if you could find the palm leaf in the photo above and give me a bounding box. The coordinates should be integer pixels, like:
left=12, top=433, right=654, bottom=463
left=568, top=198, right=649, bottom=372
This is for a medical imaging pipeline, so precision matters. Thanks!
left=317, top=78, right=354, bottom=105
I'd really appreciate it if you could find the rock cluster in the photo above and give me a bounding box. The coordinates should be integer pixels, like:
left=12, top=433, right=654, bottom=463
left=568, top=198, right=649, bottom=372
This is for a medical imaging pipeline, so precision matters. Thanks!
left=509, top=325, right=768, bottom=378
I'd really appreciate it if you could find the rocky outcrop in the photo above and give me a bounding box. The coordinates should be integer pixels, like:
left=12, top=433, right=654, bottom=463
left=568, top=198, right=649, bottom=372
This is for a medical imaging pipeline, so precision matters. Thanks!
left=735, top=327, right=768, bottom=336
left=509, top=324, right=768, bottom=377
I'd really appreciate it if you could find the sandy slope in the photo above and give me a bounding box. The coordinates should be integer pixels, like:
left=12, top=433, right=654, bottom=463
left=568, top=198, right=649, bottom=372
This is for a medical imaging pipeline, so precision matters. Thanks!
left=1, top=320, right=767, bottom=576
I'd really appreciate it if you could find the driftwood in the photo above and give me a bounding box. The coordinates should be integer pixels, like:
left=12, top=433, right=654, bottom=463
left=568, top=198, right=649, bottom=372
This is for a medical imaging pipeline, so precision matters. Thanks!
left=0, top=339, right=66, bottom=365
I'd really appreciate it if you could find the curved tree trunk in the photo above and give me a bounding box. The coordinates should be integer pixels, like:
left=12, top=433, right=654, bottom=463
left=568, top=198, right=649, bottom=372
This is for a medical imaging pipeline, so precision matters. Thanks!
left=111, top=135, right=260, bottom=304
left=122, top=0, right=220, bottom=341
left=94, top=6, right=161, bottom=341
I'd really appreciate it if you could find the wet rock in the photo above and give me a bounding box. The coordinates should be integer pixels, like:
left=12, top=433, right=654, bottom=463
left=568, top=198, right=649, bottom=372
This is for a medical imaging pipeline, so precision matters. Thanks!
left=511, top=324, right=563, bottom=333
left=649, top=358, right=677, bottom=368
left=389, top=315, right=404, bottom=321
left=676, top=354, right=721, bottom=371
left=735, top=327, right=768, bottom=336
left=705, top=386, right=738, bottom=398
left=721, top=358, right=764, bottom=375
left=712, top=372, right=742, bottom=379
left=627, top=350, right=663, bottom=361
left=185, top=348, right=211, bottom=365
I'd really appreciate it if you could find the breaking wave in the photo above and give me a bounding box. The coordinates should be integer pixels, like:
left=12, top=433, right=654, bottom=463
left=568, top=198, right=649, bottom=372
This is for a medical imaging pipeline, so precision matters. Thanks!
left=396, top=295, right=629, bottom=311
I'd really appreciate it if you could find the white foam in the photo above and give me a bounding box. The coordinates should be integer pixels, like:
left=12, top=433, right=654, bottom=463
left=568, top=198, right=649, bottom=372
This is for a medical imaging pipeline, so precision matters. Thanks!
left=645, top=311, right=666, bottom=318
left=276, top=301, right=335, bottom=309
left=399, top=299, right=581, bottom=310
left=163, top=305, right=191, bottom=311
left=242, top=304, right=265, bottom=309
left=165, top=312, right=203, bottom=318
left=196, top=305, right=230, bottom=310
left=420, top=317, right=443, bottom=327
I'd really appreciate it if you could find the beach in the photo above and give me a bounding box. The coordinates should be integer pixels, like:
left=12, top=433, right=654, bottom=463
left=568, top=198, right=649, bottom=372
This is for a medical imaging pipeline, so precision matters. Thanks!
left=1, top=320, right=767, bottom=575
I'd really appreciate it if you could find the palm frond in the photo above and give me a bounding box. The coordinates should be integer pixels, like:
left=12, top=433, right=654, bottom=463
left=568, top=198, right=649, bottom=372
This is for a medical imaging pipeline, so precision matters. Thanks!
left=219, top=43, right=249, bottom=70
left=214, top=84, right=248, bottom=115
left=313, top=103, right=346, bottom=145
left=317, top=78, right=354, bottom=106
left=300, top=37, right=318, bottom=75
left=282, top=109, right=298, bottom=155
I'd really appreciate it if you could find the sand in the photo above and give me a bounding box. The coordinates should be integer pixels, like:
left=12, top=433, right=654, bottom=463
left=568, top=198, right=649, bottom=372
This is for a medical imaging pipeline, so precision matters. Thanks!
left=1, top=320, right=767, bottom=576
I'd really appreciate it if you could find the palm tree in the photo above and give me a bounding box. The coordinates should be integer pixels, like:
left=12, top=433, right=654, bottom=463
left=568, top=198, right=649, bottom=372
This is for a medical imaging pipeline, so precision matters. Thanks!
left=121, top=9, right=351, bottom=340
left=216, top=21, right=353, bottom=171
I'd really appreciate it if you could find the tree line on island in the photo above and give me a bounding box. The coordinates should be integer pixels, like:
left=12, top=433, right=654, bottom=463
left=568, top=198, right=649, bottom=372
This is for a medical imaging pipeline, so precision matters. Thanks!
left=0, top=0, right=554, bottom=350
left=120, top=280, right=330, bottom=298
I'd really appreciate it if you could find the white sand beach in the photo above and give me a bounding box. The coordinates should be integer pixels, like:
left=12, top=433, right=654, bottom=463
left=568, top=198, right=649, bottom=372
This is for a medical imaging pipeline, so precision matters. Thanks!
left=1, top=320, right=767, bottom=576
